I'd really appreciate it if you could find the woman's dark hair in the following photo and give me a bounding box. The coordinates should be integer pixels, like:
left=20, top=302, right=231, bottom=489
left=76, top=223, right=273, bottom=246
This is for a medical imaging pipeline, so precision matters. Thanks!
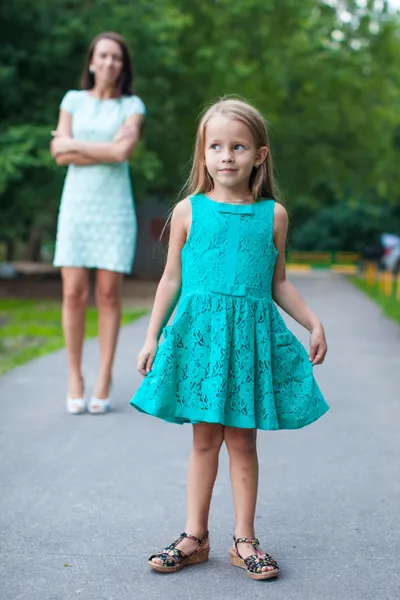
left=80, top=32, right=135, bottom=96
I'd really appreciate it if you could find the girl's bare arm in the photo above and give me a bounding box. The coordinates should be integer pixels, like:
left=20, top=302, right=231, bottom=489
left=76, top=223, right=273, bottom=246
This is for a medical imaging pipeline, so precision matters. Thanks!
left=272, top=203, right=327, bottom=364
left=146, top=198, right=191, bottom=342
left=137, top=199, right=191, bottom=375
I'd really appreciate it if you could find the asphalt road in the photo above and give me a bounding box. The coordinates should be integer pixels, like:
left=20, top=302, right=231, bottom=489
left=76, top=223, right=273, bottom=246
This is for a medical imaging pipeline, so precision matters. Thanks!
left=1, top=273, right=399, bottom=600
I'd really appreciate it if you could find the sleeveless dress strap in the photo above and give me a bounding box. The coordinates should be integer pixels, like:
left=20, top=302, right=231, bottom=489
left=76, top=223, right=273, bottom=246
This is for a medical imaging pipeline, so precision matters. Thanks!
left=259, top=198, right=276, bottom=246
left=189, top=193, right=203, bottom=210
left=187, top=194, right=205, bottom=240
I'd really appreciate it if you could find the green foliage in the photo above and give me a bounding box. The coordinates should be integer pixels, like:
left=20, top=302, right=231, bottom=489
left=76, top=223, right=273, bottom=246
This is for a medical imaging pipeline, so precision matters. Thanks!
left=2, top=0, right=400, bottom=252
left=0, top=298, right=147, bottom=374
left=291, top=202, right=400, bottom=251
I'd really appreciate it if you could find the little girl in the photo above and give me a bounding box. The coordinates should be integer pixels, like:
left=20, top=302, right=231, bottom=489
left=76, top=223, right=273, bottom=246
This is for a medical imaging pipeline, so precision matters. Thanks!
left=130, top=98, right=329, bottom=580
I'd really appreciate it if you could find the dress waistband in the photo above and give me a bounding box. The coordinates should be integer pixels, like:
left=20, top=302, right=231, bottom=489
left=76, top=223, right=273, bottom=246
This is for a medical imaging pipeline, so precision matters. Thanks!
left=182, top=284, right=272, bottom=300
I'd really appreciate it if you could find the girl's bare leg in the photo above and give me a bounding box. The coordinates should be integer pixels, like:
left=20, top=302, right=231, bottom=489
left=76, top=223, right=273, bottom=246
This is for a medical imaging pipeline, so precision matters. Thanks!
left=224, top=426, right=274, bottom=573
left=151, top=423, right=223, bottom=564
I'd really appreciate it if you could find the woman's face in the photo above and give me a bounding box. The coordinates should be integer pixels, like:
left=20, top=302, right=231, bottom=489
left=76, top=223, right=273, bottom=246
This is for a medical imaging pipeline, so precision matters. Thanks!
left=90, top=38, right=123, bottom=87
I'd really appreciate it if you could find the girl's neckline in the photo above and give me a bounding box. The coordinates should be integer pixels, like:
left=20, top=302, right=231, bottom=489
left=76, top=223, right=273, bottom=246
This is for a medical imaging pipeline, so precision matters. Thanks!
left=200, top=193, right=269, bottom=207
left=85, top=91, right=123, bottom=102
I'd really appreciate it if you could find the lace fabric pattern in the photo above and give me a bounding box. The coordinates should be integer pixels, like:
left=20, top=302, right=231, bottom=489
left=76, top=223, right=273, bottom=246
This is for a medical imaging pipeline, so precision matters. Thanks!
left=131, top=194, right=329, bottom=430
left=53, top=91, right=145, bottom=273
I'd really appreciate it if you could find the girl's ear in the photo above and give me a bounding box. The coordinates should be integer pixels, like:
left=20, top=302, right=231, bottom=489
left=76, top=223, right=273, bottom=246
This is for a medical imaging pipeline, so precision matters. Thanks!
left=255, top=146, right=268, bottom=167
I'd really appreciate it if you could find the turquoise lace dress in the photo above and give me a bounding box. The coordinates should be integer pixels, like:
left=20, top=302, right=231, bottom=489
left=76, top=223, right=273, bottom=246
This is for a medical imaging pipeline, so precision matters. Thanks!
left=130, top=194, right=329, bottom=430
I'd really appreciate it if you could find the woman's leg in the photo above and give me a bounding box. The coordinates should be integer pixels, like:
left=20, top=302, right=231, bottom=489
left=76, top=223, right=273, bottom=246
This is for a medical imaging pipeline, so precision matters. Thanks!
left=93, top=269, right=123, bottom=399
left=151, top=423, right=224, bottom=563
left=224, top=427, right=274, bottom=572
left=61, top=267, right=90, bottom=398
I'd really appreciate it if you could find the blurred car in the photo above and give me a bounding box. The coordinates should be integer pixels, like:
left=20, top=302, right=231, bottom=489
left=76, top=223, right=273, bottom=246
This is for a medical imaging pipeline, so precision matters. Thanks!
left=381, top=235, right=400, bottom=273
left=363, top=233, right=400, bottom=271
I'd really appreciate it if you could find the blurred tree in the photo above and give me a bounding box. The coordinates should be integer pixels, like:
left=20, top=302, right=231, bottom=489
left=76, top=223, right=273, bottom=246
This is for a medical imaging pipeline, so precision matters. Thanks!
left=291, top=201, right=400, bottom=252
left=1, top=0, right=400, bottom=257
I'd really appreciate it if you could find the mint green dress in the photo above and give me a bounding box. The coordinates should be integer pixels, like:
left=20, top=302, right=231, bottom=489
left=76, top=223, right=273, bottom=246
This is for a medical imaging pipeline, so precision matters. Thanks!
left=54, top=90, right=146, bottom=273
left=130, top=194, right=329, bottom=430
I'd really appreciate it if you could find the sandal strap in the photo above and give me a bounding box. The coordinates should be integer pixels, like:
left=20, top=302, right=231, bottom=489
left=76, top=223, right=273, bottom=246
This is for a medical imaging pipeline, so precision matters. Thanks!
left=244, top=552, right=279, bottom=572
left=149, top=547, right=186, bottom=566
left=180, top=531, right=209, bottom=545
left=149, top=531, right=209, bottom=568
left=233, top=535, right=279, bottom=572
left=234, top=536, right=260, bottom=546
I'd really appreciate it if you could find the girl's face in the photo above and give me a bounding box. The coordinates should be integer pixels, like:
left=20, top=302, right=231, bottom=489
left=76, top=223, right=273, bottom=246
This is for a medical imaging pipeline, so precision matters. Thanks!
left=204, top=115, right=267, bottom=191
left=90, top=39, right=123, bottom=87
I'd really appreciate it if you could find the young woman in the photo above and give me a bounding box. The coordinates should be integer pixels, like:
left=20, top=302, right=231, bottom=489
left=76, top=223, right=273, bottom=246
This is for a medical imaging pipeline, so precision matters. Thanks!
left=51, top=32, right=146, bottom=414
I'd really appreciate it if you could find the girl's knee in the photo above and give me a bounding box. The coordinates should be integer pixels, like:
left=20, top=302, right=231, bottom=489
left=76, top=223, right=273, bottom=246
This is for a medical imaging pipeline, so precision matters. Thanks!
left=224, top=427, right=257, bottom=454
left=192, top=423, right=224, bottom=453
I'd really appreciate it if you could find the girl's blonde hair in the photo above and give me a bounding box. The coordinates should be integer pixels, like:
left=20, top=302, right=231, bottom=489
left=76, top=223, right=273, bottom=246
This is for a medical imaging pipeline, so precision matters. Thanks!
left=182, top=97, right=280, bottom=201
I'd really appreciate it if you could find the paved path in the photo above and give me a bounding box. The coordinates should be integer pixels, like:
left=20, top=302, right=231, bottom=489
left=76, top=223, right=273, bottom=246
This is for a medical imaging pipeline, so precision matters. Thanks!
left=1, top=273, right=399, bottom=600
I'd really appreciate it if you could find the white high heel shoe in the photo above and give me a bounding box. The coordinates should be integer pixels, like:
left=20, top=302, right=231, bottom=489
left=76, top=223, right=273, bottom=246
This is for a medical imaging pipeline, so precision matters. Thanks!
left=88, top=381, right=112, bottom=414
left=66, top=378, right=86, bottom=414
left=88, top=396, right=111, bottom=414
left=66, top=395, right=87, bottom=414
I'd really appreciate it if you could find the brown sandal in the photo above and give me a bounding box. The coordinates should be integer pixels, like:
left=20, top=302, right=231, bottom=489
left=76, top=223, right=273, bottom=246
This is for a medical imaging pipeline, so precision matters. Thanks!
left=148, top=531, right=210, bottom=573
left=229, top=536, right=279, bottom=581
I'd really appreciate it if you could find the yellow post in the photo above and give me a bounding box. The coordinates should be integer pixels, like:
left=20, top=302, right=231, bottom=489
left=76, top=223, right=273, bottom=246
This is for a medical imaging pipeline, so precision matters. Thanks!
left=378, top=270, right=384, bottom=293
left=365, top=262, right=377, bottom=287
left=380, top=271, right=384, bottom=294
left=383, top=272, right=393, bottom=296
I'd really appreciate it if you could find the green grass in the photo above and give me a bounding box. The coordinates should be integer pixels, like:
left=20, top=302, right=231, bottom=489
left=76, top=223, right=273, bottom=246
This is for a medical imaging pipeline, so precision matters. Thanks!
left=0, top=299, right=147, bottom=375
left=350, top=276, right=400, bottom=326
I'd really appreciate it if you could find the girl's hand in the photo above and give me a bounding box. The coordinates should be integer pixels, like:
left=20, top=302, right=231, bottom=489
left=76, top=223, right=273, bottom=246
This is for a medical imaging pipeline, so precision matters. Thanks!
left=51, top=132, right=76, bottom=154
left=137, top=339, right=159, bottom=376
left=309, top=324, right=327, bottom=366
